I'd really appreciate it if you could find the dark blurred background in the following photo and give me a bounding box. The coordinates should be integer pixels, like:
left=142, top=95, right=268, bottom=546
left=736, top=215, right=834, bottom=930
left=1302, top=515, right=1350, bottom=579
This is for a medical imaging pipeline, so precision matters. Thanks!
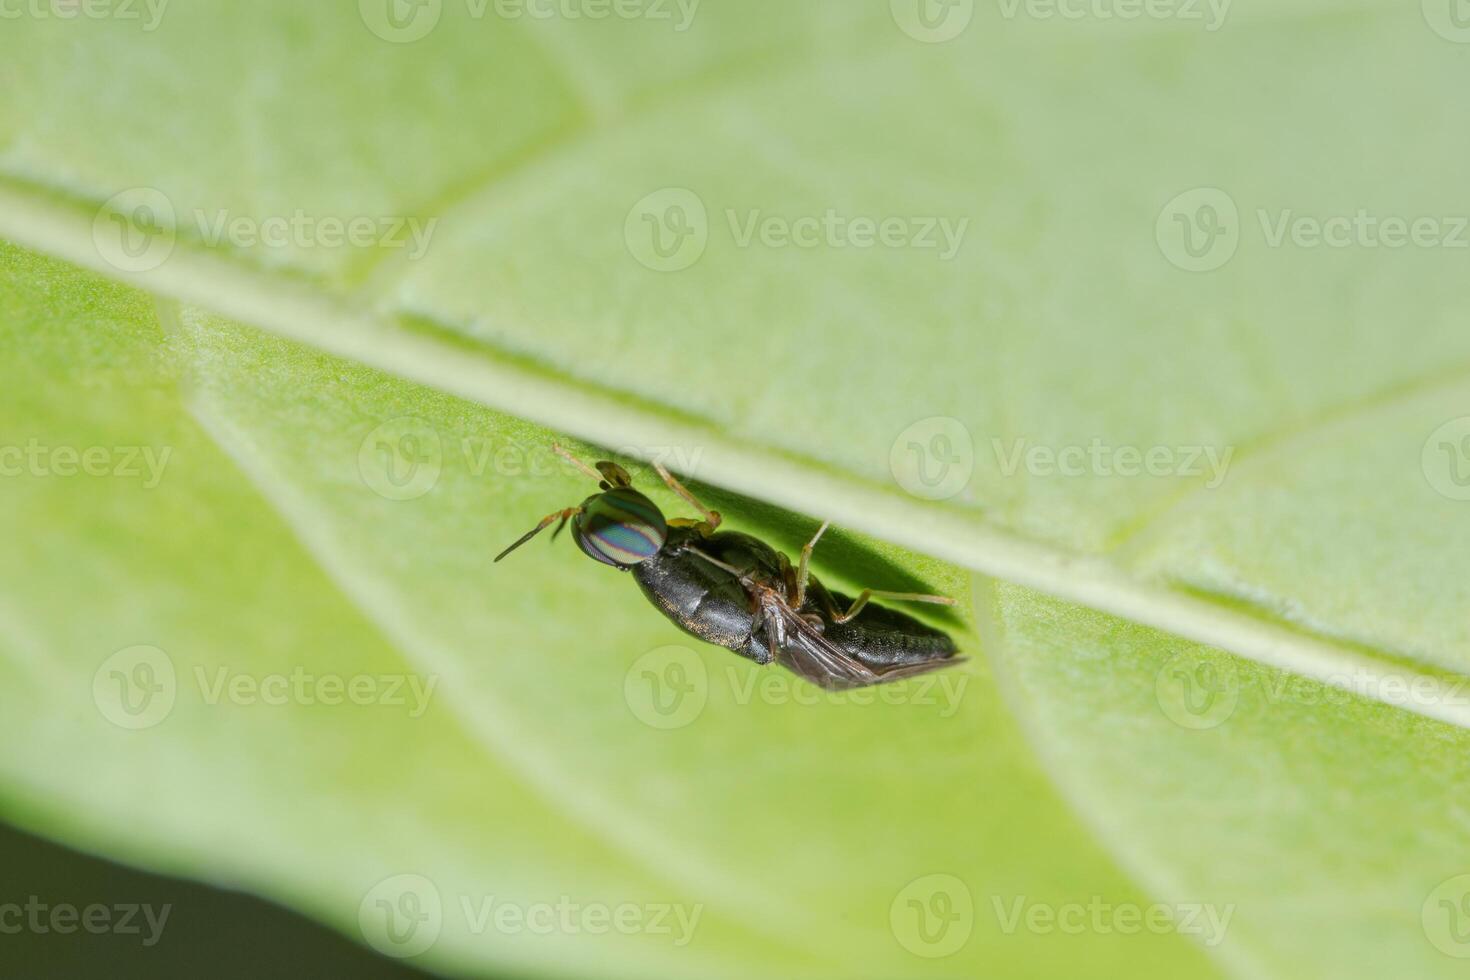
left=0, top=819, right=432, bottom=978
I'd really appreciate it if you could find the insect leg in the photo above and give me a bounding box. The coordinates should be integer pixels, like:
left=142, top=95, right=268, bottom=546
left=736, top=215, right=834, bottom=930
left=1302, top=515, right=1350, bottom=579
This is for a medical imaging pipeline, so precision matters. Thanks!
left=685, top=546, right=778, bottom=664
left=493, top=507, right=581, bottom=562
left=760, top=597, right=788, bottom=653
left=792, top=520, right=830, bottom=608
left=652, top=461, right=722, bottom=531
left=681, top=545, right=745, bottom=579
left=826, top=589, right=956, bottom=624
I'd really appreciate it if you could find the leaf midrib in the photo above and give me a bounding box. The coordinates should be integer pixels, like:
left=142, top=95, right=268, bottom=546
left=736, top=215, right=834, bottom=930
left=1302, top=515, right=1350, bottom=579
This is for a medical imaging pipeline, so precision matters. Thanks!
left=0, top=180, right=1466, bottom=735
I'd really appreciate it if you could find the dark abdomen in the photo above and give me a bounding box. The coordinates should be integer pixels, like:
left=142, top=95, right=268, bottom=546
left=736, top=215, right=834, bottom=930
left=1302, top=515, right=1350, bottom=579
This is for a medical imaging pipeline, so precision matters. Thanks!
left=631, top=529, right=778, bottom=663
left=634, top=528, right=957, bottom=671
left=817, top=586, right=959, bottom=669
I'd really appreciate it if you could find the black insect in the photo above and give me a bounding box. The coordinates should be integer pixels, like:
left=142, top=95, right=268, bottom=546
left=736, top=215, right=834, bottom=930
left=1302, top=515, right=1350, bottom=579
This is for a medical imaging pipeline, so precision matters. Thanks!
left=495, top=446, right=963, bottom=689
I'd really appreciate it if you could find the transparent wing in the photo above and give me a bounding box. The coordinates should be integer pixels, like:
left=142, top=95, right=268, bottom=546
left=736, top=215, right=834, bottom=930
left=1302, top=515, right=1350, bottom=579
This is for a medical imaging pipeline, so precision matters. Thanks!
left=766, top=599, right=964, bottom=691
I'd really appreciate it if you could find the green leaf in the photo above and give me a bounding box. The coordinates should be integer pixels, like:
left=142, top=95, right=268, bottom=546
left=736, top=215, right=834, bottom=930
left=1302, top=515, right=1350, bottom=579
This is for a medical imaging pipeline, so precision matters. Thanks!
left=0, top=244, right=1215, bottom=976
left=979, top=580, right=1470, bottom=979
left=3, top=1, right=1468, bottom=716
left=1, top=1, right=1468, bottom=976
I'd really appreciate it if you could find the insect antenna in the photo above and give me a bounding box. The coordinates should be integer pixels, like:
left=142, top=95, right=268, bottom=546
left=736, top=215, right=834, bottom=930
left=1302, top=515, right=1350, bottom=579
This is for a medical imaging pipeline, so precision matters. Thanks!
left=552, top=443, right=603, bottom=482
left=494, top=507, right=581, bottom=562
left=553, top=443, right=636, bottom=491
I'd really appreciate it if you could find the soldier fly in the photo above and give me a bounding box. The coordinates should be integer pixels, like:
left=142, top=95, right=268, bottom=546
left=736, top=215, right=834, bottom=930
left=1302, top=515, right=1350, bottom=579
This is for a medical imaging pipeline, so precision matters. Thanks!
left=495, top=446, right=963, bottom=690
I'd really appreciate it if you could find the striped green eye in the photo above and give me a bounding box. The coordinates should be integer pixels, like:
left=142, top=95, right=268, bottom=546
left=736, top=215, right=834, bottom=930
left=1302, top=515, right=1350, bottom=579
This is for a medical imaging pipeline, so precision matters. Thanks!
left=573, top=488, right=667, bottom=568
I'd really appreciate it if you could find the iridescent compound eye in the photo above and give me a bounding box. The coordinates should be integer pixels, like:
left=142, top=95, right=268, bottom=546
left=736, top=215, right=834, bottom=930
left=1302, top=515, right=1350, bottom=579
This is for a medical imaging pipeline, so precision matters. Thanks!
left=573, top=487, right=668, bottom=568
